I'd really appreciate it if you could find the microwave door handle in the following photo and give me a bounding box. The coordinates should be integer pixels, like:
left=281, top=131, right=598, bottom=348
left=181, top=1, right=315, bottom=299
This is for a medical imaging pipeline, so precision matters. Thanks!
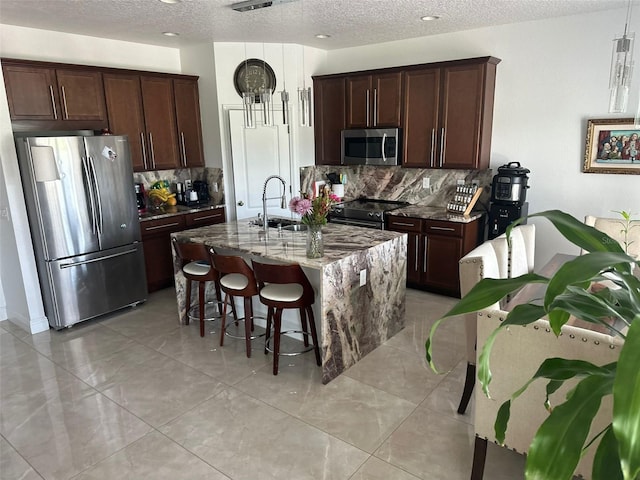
left=382, top=133, right=387, bottom=163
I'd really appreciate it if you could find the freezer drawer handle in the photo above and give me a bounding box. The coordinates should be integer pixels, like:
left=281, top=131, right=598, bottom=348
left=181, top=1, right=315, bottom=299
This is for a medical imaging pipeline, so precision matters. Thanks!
left=59, top=248, right=138, bottom=269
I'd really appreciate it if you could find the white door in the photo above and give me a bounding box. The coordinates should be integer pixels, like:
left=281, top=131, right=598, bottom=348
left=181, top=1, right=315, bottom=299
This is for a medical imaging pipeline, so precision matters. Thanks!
left=229, top=109, right=295, bottom=222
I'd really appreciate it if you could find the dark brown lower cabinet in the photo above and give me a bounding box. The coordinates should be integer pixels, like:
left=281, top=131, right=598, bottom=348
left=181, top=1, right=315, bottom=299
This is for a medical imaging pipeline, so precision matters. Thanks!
left=140, top=207, right=225, bottom=292
left=387, top=215, right=483, bottom=297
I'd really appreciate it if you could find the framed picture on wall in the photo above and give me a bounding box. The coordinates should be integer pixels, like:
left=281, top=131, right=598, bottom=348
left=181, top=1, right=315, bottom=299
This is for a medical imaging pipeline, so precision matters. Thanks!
left=584, top=118, right=640, bottom=174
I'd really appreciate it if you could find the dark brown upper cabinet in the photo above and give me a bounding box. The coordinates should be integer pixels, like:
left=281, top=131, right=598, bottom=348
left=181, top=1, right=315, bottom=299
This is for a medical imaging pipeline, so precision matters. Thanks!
left=313, top=76, right=346, bottom=166
left=346, top=71, right=402, bottom=129
left=173, top=78, right=205, bottom=168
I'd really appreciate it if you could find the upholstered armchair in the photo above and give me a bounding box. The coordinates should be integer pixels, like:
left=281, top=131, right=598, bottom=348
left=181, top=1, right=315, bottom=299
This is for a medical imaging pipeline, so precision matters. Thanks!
left=583, top=215, right=640, bottom=259
left=471, top=309, right=623, bottom=480
left=457, top=236, right=509, bottom=414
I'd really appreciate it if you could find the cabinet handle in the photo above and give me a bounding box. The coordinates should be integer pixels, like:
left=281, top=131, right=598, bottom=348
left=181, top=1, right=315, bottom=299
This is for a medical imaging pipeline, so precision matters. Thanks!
left=423, top=236, right=428, bottom=273
left=414, top=235, right=419, bottom=272
left=49, top=86, right=58, bottom=119
left=373, top=88, right=378, bottom=127
left=144, top=222, right=181, bottom=231
left=60, top=86, right=69, bottom=119
left=430, top=129, right=436, bottom=167
left=148, top=132, right=156, bottom=169
left=439, top=128, right=445, bottom=167
left=392, top=221, right=417, bottom=228
left=140, top=133, right=148, bottom=170
left=193, top=213, right=222, bottom=222
left=180, top=132, right=187, bottom=167
left=429, top=226, right=456, bottom=232
left=365, top=89, right=370, bottom=127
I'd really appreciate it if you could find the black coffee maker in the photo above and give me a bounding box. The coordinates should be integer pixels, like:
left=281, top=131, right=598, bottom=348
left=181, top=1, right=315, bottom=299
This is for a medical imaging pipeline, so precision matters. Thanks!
left=134, top=183, right=146, bottom=212
left=193, top=180, right=210, bottom=203
left=488, top=162, right=530, bottom=239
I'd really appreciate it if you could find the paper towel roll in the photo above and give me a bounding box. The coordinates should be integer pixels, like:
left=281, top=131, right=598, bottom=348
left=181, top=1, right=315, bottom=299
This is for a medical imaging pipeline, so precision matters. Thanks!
left=332, top=184, right=344, bottom=198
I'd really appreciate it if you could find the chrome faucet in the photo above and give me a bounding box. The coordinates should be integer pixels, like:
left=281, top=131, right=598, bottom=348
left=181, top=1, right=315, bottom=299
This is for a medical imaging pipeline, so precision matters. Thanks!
left=262, top=175, right=287, bottom=231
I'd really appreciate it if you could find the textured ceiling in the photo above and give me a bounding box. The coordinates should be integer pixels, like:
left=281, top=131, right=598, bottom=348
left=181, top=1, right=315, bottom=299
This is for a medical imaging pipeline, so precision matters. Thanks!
left=0, top=0, right=635, bottom=50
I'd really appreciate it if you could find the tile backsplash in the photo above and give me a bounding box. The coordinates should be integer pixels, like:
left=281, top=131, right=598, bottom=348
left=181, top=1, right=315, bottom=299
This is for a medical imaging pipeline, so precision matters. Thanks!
left=133, top=167, right=225, bottom=205
left=301, top=165, right=493, bottom=210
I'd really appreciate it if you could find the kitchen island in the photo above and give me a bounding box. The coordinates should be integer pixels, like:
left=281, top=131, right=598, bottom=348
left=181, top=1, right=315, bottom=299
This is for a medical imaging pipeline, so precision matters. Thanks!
left=171, top=220, right=407, bottom=383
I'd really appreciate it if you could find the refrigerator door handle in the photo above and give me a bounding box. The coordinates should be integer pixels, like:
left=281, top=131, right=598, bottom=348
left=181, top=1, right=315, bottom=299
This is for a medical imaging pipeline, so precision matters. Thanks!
left=59, top=248, right=139, bottom=269
left=81, top=156, right=98, bottom=235
left=87, top=155, right=103, bottom=236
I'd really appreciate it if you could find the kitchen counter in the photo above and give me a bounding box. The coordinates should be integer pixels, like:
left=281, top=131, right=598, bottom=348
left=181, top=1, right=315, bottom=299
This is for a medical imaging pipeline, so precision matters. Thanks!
left=138, top=203, right=225, bottom=222
left=390, top=205, right=485, bottom=223
left=171, top=220, right=407, bottom=383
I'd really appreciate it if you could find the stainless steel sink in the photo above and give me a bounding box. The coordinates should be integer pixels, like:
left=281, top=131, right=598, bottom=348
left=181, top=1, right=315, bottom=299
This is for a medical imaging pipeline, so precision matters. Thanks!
left=267, top=217, right=299, bottom=228
left=282, top=224, right=307, bottom=232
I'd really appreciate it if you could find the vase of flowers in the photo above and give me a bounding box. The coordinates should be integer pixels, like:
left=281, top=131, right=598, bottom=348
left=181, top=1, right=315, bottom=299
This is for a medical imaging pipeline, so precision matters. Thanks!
left=289, top=189, right=339, bottom=258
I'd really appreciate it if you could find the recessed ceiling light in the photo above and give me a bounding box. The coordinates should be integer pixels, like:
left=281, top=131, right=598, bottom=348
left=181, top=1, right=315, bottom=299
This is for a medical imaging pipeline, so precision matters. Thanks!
left=421, top=15, right=440, bottom=21
left=162, top=32, right=179, bottom=37
left=315, top=34, right=331, bottom=39
left=159, top=0, right=182, bottom=4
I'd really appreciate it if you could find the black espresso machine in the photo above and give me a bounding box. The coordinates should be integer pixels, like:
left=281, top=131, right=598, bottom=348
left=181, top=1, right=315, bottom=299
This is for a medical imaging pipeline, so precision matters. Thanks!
left=488, top=162, right=530, bottom=239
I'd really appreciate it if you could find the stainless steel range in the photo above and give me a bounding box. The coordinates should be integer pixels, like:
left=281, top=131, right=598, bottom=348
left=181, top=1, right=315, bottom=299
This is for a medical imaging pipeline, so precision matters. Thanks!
left=330, top=198, right=410, bottom=229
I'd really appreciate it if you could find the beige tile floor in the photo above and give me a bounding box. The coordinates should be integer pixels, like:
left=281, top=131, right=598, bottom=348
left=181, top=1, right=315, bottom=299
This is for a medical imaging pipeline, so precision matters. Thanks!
left=0, top=287, right=527, bottom=480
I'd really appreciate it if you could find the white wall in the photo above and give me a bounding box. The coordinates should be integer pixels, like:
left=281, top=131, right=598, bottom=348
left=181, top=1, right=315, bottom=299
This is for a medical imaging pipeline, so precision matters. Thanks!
left=323, top=9, right=640, bottom=267
left=0, top=25, right=182, bottom=332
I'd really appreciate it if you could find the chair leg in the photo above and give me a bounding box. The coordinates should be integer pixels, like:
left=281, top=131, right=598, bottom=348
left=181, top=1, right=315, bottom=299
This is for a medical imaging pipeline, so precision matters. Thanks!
left=306, top=306, right=322, bottom=367
left=198, top=280, right=205, bottom=337
left=470, top=436, right=487, bottom=480
left=220, top=293, right=229, bottom=347
left=299, top=307, right=310, bottom=347
left=184, top=279, right=192, bottom=325
left=243, top=296, right=252, bottom=358
left=264, top=308, right=273, bottom=355
left=457, top=362, right=476, bottom=414
left=272, top=308, right=282, bottom=375
left=214, top=280, right=224, bottom=317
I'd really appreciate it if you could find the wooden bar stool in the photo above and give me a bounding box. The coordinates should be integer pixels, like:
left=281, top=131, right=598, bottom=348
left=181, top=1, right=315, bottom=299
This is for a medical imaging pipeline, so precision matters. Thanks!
left=172, top=238, right=225, bottom=337
left=251, top=260, right=322, bottom=375
left=209, top=250, right=263, bottom=358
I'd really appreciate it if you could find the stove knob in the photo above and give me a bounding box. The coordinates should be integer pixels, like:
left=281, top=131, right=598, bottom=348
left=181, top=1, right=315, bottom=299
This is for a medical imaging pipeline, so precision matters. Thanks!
left=375, top=213, right=382, bottom=219
left=368, top=212, right=374, bottom=217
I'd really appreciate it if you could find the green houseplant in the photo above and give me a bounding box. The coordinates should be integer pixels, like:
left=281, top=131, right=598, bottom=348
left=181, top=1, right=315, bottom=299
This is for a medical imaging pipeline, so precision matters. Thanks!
left=426, top=210, right=640, bottom=480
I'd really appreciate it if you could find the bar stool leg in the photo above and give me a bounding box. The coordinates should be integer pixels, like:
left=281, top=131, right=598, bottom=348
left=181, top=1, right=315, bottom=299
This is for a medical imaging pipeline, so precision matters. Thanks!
left=306, top=306, right=322, bottom=366
left=299, top=307, right=310, bottom=347
left=243, top=296, right=253, bottom=358
left=220, top=293, right=230, bottom=347
left=199, top=280, right=206, bottom=337
left=214, top=280, right=224, bottom=317
left=184, top=279, right=192, bottom=325
left=273, top=308, right=283, bottom=375
left=264, top=308, right=273, bottom=355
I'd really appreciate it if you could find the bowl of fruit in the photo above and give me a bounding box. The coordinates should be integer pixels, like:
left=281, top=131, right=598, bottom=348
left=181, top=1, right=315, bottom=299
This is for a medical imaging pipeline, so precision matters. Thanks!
left=148, top=181, right=176, bottom=209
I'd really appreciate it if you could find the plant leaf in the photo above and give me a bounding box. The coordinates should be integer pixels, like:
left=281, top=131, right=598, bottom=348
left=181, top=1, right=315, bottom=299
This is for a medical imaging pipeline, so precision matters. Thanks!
left=592, top=426, right=623, bottom=480
left=495, top=399, right=511, bottom=444
left=525, top=374, right=614, bottom=480
left=612, top=315, right=640, bottom=480
left=502, top=303, right=546, bottom=327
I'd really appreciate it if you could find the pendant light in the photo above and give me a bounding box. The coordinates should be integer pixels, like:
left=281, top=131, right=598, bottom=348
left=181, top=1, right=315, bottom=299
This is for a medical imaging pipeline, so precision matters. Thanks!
left=280, top=43, right=290, bottom=125
left=297, top=0, right=313, bottom=127
left=260, top=43, right=274, bottom=126
left=242, top=44, right=256, bottom=129
left=609, top=0, right=635, bottom=113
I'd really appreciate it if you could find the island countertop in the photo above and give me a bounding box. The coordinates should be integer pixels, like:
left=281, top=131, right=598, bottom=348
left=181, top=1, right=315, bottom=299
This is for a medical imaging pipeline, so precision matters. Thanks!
left=171, top=220, right=407, bottom=384
left=171, top=219, right=405, bottom=268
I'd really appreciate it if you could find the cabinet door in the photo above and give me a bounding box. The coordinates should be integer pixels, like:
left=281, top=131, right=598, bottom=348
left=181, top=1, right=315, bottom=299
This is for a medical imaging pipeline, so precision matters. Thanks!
left=2, top=64, right=59, bottom=120
left=174, top=78, right=205, bottom=168
left=423, top=234, right=463, bottom=295
left=372, top=72, right=402, bottom=127
left=440, top=64, right=485, bottom=169
left=406, top=232, right=423, bottom=285
left=346, top=74, right=372, bottom=128
left=55, top=69, right=106, bottom=121
left=140, top=216, right=186, bottom=292
left=313, top=76, right=345, bottom=165
left=402, top=68, right=440, bottom=167
left=140, top=76, right=180, bottom=170
left=104, top=73, right=148, bottom=171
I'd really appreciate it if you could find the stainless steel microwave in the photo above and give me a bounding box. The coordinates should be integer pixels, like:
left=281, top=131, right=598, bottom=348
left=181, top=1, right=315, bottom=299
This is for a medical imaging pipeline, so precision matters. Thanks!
left=341, top=128, right=401, bottom=166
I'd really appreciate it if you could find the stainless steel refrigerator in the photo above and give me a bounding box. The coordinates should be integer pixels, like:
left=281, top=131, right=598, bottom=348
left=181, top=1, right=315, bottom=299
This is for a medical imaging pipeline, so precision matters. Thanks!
left=15, top=134, right=147, bottom=329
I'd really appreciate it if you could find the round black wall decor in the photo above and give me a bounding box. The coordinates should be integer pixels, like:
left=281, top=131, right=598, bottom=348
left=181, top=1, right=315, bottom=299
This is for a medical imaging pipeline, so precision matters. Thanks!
left=233, top=59, right=276, bottom=102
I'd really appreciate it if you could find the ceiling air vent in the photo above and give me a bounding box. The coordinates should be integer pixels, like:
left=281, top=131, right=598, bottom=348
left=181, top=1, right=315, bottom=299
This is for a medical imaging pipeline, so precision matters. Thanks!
left=231, top=0, right=297, bottom=12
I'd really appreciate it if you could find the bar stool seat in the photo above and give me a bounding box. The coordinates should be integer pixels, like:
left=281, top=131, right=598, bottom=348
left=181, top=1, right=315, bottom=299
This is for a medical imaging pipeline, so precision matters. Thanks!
left=172, top=238, right=224, bottom=338
left=210, top=250, right=264, bottom=358
left=251, top=260, right=322, bottom=375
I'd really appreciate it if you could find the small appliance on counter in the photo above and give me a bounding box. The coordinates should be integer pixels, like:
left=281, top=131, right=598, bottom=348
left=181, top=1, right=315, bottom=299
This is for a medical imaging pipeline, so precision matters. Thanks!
left=177, top=179, right=210, bottom=206
left=135, top=183, right=146, bottom=212
left=488, top=161, right=530, bottom=239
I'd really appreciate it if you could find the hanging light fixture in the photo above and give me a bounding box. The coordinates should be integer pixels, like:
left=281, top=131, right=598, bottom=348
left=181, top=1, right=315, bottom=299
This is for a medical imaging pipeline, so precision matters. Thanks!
left=280, top=43, right=290, bottom=125
left=260, top=43, right=274, bottom=126
left=242, top=44, right=256, bottom=129
left=297, top=0, right=313, bottom=127
left=609, top=0, right=635, bottom=113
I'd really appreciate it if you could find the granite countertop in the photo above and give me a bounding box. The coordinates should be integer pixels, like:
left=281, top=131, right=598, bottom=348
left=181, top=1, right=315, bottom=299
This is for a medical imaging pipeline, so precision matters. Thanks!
left=138, top=203, right=225, bottom=222
left=171, top=219, right=405, bottom=268
left=390, top=205, right=485, bottom=223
